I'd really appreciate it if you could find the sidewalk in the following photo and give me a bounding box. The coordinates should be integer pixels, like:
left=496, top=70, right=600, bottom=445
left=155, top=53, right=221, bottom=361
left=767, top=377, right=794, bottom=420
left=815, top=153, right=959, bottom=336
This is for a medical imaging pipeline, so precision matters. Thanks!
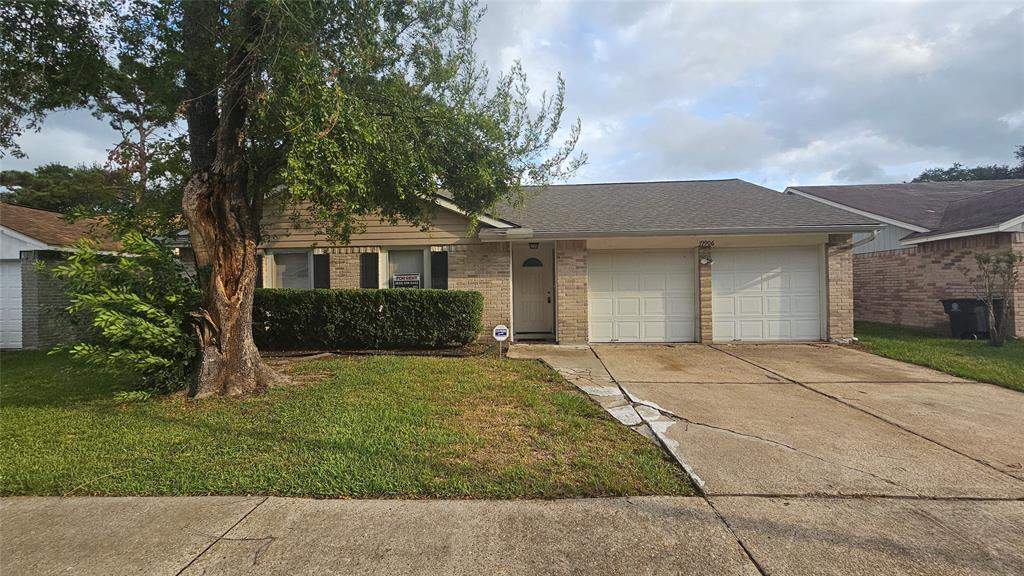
left=5, top=495, right=1024, bottom=575
left=1, top=496, right=757, bottom=576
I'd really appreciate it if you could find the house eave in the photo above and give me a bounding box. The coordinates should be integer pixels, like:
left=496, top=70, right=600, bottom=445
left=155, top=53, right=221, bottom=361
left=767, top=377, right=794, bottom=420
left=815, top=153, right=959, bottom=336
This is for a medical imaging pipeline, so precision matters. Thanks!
left=900, top=216, right=1024, bottom=246
left=479, top=224, right=882, bottom=242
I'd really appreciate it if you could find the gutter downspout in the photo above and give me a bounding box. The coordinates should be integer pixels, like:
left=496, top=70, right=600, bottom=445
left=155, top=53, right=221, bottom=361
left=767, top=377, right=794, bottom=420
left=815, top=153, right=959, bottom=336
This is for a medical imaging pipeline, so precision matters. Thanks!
left=850, top=229, right=880, bottom=250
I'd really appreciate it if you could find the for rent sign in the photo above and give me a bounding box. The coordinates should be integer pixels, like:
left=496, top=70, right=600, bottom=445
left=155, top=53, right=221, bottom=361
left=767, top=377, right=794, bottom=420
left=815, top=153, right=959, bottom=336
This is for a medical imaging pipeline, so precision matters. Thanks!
left=392, top=273, right=421, bottom=288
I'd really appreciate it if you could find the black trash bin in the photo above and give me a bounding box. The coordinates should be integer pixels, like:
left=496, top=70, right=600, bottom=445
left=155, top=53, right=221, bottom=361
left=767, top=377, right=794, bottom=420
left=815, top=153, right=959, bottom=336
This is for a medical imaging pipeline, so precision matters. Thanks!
left=940, top=298, right=990, bottom=339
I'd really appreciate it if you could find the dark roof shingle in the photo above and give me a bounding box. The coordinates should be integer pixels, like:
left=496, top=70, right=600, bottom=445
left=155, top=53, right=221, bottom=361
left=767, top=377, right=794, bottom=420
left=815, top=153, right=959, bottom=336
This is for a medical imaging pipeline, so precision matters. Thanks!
left=788, top=179, right=1024, bottom=231
left=495, top=179, right=877, bottom=235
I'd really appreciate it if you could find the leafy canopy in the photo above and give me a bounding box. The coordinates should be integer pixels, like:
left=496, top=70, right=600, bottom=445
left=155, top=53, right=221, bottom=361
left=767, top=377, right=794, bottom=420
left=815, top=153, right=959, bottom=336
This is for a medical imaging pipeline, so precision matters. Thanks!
left=1, top=0, right=585, bottom=240
left=48, top=232, right=201, bottom=392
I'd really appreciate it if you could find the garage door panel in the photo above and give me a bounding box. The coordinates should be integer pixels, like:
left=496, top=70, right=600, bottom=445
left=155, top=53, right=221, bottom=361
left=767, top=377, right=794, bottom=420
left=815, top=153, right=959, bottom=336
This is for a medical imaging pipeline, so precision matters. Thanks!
left=615, top=273, right=639, bottom=291
left=590, top=297, right=613, bottom=316
left=792, top=295, right=819, bottom=314
left=589, top=271, right=613, bottom=291
left=738, top=296, right=763, bottom=315
left=588, top=251, right=695, bottom=343
left=666, top=297, right=694, bottom=316
left=617, top=321, right=641, bottom=341
left=590, top=321, right=613, bottom=341
left=712, top=246, right=822, bottom=342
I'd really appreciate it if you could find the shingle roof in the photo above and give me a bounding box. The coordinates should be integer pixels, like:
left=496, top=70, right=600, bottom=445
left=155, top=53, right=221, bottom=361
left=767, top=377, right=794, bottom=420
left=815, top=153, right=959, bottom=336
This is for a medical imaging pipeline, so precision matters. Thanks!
left=0, top=203, right=120, bottom=251
left=787, top=179, right=1024, bottom=231
left=902, top=184, right=1024, bottom=241
left=492, top=179, right=878, bottom=236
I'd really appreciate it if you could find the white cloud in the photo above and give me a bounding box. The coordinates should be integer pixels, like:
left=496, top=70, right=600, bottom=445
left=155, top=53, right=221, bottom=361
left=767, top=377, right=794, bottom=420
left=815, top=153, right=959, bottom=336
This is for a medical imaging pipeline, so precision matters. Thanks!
left=6, top=1, right=1023, bottom=191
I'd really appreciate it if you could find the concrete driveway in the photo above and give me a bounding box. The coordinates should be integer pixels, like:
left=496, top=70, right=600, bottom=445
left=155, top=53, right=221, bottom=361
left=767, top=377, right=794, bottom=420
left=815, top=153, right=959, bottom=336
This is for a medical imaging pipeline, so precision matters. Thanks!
left=512, top=342, right=1024, bottom=575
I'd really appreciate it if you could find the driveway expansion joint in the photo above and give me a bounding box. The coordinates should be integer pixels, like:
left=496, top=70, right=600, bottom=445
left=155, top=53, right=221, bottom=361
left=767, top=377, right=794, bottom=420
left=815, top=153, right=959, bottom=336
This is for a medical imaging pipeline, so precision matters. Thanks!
left=707, top=345, right=1024, bottom=488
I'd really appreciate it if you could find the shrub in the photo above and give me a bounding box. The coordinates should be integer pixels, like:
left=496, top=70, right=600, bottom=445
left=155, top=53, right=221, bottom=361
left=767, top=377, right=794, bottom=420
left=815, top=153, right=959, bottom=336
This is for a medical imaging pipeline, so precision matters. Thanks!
left=253, top=288, right=483, bottom=350
left=49, top=232, right=201, bottom=393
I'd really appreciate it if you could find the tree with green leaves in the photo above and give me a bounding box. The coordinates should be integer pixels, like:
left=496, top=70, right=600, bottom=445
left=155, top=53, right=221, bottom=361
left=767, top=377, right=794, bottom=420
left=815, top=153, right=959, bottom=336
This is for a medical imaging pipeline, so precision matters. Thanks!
left=1, top=0, right=584, bottom=397
left=913, top=145, right=1024, bottom=182
left=0, top=162, right=124, bottom=213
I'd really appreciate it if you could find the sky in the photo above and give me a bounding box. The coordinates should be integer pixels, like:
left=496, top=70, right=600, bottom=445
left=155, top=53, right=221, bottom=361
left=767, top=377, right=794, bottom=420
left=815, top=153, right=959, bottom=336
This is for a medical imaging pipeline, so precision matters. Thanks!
left=2, top=0, right=1022, bottom=191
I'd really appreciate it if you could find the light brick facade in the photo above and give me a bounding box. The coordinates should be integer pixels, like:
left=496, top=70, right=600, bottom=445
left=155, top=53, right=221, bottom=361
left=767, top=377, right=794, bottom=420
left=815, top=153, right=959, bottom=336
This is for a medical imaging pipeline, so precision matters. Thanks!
left=445, top=242, right=511, bottom=333
left=826, top=234, right=855, bottom=342
left=20, top=251, right=81, bottom=350
left=853, top=232, right=1023, bottom=337
left=328, top=247, right=377, bottom=289
left=555, top=240, right=588, bottom=343
left=697, top=246, right=713, bottom=342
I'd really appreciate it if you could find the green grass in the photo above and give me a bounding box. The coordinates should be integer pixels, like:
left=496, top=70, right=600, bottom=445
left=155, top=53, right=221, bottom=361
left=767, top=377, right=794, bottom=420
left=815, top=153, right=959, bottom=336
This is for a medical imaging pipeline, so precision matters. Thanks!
left=0, top=351, right=691, bottom=498
left=856, top=322, right=1024, bottom=392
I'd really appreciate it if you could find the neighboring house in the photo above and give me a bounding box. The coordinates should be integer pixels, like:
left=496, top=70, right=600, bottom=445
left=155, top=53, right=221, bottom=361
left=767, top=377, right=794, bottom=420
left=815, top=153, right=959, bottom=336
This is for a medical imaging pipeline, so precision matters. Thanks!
left=251, top=179, right=878, bottom=344
left=0, top=203, right=119, bottom=349
left=787, top=180, right=1024, bottom=337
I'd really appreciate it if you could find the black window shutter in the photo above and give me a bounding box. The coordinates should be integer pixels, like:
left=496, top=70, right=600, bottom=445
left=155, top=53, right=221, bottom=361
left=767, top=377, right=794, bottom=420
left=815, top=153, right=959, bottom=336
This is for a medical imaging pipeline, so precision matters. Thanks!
left=430, top=251, right=448, bottom=289
left=313, top=254, right=330, bottom=288
left=255, top=255, right=264, bottom=288
left=359, top=253, right=379, bottom=288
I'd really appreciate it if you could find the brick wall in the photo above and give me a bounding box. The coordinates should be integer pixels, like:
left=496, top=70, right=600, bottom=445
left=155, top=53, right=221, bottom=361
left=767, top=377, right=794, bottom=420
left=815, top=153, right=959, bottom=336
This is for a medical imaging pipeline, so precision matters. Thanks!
left=20, top=251, right=80, bottom=350
left=445, top=242, right=511, bottom=334
left=827, top=234, right=855, bottom=342
left=853, top=232, right=1022, bottom=337
left=328, top=247, right=377, bottom=288
left=697, top=246, right=713, bottom=342
left=555, top=240, right=587, bottom=343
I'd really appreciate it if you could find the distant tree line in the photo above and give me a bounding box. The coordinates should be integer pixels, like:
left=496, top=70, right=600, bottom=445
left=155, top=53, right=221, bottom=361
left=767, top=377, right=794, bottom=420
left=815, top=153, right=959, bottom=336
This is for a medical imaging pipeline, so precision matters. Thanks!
left=913, top=145, right=1024, bottom=182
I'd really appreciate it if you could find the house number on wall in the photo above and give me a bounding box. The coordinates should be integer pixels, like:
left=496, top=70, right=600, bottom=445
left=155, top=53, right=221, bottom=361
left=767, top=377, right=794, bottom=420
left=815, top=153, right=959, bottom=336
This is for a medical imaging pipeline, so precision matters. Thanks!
left=698, top=240, right=715, bottom=248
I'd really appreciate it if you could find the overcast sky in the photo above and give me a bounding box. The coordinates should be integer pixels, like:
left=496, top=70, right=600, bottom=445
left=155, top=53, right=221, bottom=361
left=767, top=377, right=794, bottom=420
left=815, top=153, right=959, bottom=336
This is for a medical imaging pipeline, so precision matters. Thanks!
left=2, top=0, right=1022, bottom=191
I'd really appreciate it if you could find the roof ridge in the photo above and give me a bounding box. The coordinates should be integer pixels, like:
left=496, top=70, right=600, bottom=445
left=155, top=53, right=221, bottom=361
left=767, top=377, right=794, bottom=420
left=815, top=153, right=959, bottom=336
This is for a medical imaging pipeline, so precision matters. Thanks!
left=523, top=177, right=743, bottom=187
left=0, top=201, right=67, bottom=216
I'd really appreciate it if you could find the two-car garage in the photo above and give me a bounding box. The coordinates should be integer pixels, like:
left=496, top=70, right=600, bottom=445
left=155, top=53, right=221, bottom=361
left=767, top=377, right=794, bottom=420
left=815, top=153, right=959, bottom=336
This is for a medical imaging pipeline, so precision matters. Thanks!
left=587, top=245, right=824, bottom=343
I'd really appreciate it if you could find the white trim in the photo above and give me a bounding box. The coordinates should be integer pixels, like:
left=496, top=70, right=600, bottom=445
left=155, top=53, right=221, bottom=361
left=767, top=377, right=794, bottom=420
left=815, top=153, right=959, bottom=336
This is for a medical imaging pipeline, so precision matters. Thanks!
left=900, top=218, right=1024, bottom=245
left=785, top=189, right=928, bottom=233
left=380, top=246, right=431, bottom=288
left=0, top=226, right=48, bottom=251
left=433, top=197, right=514, bottom=229
left=998, top=212, right=1024, bottom=231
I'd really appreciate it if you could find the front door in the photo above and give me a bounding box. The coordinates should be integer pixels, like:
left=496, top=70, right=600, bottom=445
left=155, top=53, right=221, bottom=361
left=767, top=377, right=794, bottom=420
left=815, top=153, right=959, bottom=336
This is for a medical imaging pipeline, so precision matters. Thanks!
left=513, top=243, right=555, bottom=337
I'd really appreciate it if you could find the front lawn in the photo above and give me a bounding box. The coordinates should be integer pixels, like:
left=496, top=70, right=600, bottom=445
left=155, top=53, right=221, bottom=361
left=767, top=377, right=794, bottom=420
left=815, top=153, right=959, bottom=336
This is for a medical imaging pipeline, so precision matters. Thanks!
left=855, top=322, right=1024, bottom=392
left=0, top=351, right=691, bottom=498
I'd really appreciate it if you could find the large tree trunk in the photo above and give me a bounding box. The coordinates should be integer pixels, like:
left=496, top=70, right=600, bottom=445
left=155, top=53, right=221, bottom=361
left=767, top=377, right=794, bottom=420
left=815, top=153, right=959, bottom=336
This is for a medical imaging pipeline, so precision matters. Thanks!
left=183, top=161, right=282, bottom=398
left=181, top=0, right=283, bottom=397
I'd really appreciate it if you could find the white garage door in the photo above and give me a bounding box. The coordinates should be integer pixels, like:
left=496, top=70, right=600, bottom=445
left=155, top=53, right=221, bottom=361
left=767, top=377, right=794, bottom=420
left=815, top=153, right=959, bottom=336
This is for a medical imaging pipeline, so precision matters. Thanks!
left=0, top=260, right=23, bottom=349
left=588, top=251, right=695, bottom=342
left=712, top=246, right=823, bottom=342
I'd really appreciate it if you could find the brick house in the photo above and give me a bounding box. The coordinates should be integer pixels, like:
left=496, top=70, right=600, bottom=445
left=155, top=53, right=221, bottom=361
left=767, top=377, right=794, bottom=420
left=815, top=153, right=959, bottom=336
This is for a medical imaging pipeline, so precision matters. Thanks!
left=229, top=179, right=877, bottom=344
left=787, top=180, right=1024, bottom=338
left=0, top=204, right=120, bottom=349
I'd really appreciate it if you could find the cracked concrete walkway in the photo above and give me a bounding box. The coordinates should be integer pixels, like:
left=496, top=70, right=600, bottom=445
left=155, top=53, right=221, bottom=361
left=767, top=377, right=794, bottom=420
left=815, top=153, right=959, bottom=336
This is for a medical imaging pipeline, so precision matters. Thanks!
left=510, top=342, right=1024, bottom=575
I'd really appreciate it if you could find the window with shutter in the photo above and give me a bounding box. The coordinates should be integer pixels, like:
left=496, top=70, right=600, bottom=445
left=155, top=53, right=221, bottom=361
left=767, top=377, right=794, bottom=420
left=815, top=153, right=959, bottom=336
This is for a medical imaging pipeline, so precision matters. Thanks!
left=313, top=254, right=330, bottom=288
left=430, top=251, right=448, bottom=289
left=359, top=253, right=379, bottom=288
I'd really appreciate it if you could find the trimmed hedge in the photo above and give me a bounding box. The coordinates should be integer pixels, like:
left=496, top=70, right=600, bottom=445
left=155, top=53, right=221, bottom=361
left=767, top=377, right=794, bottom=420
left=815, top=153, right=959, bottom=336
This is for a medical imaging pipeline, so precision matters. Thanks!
left=253, top=288, right=484, bottom=350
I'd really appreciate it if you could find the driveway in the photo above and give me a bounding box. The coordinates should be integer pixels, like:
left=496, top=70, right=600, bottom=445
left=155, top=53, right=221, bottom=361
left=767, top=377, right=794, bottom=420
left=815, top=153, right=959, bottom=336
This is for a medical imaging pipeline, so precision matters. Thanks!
left=512, top=342, right=1024, bottom=575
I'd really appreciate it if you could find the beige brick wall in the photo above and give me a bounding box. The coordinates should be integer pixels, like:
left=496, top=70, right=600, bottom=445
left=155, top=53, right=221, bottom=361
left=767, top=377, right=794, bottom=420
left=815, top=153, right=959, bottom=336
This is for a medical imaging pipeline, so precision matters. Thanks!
left=328, top=247, right=377, bottom=289
left=555, top=240, right=588, bottom=343
left=854, top=231, right=1022, bottom=337
left=445, top=242, right=511, bottom=334
left=697, top=246, right=713, bottom=342
left=827, top=234, right=855, bottom=342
